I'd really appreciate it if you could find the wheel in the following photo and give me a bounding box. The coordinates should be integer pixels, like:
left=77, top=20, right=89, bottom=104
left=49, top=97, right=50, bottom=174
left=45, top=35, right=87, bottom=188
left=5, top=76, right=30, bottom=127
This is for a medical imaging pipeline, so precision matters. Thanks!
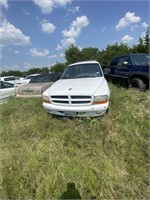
left=129, top=78, right=146, bottom=91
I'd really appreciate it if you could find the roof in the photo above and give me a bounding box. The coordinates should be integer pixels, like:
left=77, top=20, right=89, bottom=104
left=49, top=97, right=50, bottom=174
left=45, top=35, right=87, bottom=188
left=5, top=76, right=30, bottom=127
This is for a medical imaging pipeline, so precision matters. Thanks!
left=113, top=53, right=149, bottom=58
left=69, top=60, right=99, bottom=66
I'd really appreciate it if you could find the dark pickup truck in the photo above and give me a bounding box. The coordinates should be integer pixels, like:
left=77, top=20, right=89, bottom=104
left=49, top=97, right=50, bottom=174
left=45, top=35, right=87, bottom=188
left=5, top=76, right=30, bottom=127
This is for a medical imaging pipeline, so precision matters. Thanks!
left=104, top=54, right=149, bottom=90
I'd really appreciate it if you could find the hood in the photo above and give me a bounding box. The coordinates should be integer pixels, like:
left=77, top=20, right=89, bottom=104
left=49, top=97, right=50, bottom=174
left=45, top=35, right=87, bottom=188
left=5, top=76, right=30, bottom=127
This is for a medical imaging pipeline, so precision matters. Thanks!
left=48, top=77, right=105, bottom=95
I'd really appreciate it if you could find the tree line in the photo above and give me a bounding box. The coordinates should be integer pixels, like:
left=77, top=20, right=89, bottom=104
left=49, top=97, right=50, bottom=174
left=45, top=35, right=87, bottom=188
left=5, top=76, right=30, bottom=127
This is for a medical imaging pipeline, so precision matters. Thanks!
left=1, top=28, right=149, bottom=77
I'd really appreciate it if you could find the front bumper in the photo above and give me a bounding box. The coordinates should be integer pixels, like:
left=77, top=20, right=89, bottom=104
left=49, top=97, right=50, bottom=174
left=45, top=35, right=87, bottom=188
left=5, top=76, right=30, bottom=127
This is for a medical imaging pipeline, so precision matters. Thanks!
left=43, top=102, right=109, bottom=117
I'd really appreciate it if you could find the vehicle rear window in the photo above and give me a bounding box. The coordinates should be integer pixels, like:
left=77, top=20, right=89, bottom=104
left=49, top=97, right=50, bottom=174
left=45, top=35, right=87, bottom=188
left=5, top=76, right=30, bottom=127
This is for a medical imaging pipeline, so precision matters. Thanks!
left=30, top=74, right=57, bottom=83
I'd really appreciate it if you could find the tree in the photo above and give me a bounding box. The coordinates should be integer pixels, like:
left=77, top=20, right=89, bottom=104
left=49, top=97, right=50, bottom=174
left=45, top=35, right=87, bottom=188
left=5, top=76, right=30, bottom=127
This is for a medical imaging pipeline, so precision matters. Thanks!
left=1, top=70, right=23, bottom=77
left=131, top=38, right=145, bottom=53
left=23, top=67, right=49, bottom=76
left=143, top=27, right=150, bottom=52
left=98, top=43, right=130, bottom=67
left=131, top=27, right=150, bottom=53
left=40, top=67, right=49, bottom=73
left=81, top=47, right=100, bottom=61
left=65, top=44, right=82, bottom=64
left=50, top=62, right=66, bottom=73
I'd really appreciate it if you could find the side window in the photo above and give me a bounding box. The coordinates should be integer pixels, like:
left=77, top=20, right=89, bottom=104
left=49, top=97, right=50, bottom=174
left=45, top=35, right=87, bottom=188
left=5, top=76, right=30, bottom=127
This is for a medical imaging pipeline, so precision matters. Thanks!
left=3, top=82, right=14, bottom=88
left=117, top=56, right=130, bottom=66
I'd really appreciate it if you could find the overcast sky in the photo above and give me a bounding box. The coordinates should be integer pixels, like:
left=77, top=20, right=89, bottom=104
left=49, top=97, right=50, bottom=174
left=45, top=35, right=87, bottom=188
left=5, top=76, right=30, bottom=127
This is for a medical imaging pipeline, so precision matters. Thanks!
left=0, top=0, right=149, bottom=72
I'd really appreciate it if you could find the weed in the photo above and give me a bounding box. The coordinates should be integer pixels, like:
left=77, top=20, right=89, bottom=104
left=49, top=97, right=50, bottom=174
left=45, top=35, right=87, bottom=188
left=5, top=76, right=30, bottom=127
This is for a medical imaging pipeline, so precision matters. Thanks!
left=1, top=84, right=149, bottom=199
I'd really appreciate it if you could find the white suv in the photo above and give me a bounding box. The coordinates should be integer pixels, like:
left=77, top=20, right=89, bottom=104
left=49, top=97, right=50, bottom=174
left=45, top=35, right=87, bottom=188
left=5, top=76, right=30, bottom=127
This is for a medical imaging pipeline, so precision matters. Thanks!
left=42, top=61, right=110, bottom=117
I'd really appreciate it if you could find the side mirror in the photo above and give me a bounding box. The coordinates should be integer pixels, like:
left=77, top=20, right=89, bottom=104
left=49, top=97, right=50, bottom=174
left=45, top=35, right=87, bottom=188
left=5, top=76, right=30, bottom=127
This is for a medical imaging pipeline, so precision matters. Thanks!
left=123, top=61, right=130, bottom=66
left=103, top=68, right=111, bottom=74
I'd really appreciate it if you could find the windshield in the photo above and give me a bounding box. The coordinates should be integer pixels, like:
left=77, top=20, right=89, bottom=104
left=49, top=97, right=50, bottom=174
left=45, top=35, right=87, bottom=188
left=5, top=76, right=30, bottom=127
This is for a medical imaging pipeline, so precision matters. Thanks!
left=25, top=75, right=38, bottom=79
left=61, top=63, right=102, bottom=79
left=132, top=54, right=150, bottom=66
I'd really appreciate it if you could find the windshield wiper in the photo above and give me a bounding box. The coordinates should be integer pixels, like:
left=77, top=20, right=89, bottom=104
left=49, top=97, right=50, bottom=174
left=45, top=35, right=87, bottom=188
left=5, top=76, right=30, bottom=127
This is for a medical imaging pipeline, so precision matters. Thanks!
left=76, top=75, right=99, bottom=78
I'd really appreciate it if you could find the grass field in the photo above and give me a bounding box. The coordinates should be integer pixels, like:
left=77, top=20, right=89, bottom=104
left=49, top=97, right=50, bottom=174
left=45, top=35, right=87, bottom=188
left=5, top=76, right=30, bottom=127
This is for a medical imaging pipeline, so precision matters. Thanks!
left=1, top=84, right=149, bottom=199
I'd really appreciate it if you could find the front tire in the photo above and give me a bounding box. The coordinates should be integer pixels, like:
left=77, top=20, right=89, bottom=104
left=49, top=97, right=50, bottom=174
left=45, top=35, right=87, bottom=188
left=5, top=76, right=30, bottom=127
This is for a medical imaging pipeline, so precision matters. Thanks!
left=129, top=78, right=146, bottom=91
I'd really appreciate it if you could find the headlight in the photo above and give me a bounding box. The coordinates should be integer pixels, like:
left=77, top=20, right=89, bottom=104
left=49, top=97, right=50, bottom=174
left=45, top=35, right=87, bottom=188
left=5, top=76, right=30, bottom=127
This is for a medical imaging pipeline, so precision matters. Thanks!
left=43, top=95, right=51, bottom=103
left=93, top=95, right=109, bottom=105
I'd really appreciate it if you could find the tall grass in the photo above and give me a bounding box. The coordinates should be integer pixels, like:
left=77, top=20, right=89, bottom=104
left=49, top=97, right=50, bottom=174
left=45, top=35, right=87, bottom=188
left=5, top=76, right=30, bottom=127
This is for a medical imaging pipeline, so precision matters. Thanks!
left=1, top=84, right=149, bottom=199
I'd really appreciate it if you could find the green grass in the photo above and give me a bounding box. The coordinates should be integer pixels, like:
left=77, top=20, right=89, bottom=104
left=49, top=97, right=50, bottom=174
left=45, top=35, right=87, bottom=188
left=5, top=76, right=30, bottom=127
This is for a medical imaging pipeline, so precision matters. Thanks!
left=1, top=84, right=149, bottom=199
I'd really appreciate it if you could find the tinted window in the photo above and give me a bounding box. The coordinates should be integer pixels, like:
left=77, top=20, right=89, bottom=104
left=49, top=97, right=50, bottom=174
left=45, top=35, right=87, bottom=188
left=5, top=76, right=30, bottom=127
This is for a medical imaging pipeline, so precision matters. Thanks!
left=0, top=81, right=14, bottom=89
left=29, top=74, right=56, bottom=83
left=132, top=54, right=150, bottom=66
left=117, top=56, right=131, bottom=66
left=62, top=63, right=102, bottom=79
left=110, top=56, right=131, bottom=66
left=4, top=77, right=19, bottom=81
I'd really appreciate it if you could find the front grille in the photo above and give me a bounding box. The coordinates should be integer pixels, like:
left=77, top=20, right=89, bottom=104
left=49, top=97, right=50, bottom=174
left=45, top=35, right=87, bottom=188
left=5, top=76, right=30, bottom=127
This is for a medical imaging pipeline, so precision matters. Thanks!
left=50, top=95, right=92, bottom=105
left=51, top=95, right=68, bottom=99
left=71, top=95, right=91, bottom=99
